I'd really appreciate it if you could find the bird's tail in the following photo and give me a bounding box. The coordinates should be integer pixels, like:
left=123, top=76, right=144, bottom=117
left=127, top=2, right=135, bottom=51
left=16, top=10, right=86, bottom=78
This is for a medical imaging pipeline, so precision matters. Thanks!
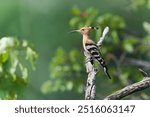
left=103, top=67, right=111, bottom=79
left=97, top=58, right=111, bottom=79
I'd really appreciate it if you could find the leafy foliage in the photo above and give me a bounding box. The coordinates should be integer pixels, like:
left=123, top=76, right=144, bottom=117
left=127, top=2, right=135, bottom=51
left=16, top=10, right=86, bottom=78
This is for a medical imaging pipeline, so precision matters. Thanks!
left=42, top=7, right=150, bottom=99
left=41, top=48, right=85, bottom=94
left=0, top=37, right=38, bottom=99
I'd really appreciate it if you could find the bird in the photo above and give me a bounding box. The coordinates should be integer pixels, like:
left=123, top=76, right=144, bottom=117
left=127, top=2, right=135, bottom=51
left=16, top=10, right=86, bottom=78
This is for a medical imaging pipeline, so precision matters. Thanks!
left=71, top=26, right=111, bottom=79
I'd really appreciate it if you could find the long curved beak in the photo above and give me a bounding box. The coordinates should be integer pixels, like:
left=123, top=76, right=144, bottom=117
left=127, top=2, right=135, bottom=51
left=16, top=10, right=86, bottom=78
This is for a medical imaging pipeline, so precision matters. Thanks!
left=69, top=30, right=80, bottom=33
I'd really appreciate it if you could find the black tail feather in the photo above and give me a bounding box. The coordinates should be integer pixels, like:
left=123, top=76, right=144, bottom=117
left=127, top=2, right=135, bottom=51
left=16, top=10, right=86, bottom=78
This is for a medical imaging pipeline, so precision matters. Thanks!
left=104, top=68, right=111, bottom=79
left=98, top=59, right=111, bottom=79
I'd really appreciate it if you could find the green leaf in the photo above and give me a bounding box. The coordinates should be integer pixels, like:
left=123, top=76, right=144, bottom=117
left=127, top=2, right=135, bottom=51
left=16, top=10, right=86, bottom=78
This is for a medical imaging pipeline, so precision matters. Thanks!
left=52, top=48, right=66, bottom=65
left=143, top=22, right=150, bottom=34
left=111, top=16, right=126, bottom=29
left=41, top=80, right=52, bottom=94
left=69, top=49, right=81, bottom=63
left=111, top=30, right=119, bottom=44
left=126, top=38, right=139, bottom=44
left=123, top=43, right=134, bottom=53
left=1, top=51, right=9, bottom=63
left=99, top=13, right=112, bottom=25
left=22, top=40, right=28, bottom=47
left=69, top=17, right=80, bottom=27
left=9, top=57, right=19, bottom=79
left=72, top=6, right=80, bottom=16
left=19, top=64, right=28, bottom=79
left=66, top=81, right=73, bottom=91
left=123, top=38, right=139, bottom=53
left=72, top=63, right=81, bottom=72
left=26, top=47, right=38, bottom=70
left=120, top=73, right=129, bottom=85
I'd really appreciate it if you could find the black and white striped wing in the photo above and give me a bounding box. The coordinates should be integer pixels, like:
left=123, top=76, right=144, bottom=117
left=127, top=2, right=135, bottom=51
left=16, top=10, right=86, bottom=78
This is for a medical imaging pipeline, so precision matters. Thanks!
left=85, top=43, right=111, bottom=79
left=85, top=43, right=102, bottom=62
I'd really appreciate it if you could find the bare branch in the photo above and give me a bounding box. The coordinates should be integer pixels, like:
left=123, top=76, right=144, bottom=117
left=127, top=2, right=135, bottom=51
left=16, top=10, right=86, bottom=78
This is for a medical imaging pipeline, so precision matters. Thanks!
left=139, top=68, right=148, bottom=77
left=97, top=26, right=109, bottom=47
left=104, top=76, right=150, bottom=100
left=84, top=51, right=96, bottom=100
left=126, top=58, right=150, bottom=69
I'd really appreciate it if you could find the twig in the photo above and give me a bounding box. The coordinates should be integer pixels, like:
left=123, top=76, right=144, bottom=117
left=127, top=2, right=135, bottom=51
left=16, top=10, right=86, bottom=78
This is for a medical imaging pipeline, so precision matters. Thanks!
left=139, top=68, right=148, bottom=77
left=126, top=58, right=150, bottom=69
left=104, top=77, right=150, bottom=100
left=85, top=27, right=109, bottom=100
left=97, top=26, right=109, bottom=47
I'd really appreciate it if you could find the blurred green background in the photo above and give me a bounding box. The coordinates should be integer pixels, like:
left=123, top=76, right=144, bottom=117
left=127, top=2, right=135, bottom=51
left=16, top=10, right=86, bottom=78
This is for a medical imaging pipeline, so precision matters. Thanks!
left=0, top=0, right=150, bottom=99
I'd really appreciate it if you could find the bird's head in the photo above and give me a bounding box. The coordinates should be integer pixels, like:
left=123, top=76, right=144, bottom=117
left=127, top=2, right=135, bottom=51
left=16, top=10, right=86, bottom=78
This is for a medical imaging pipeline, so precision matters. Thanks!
left=70, top=26, right=98, bottom=35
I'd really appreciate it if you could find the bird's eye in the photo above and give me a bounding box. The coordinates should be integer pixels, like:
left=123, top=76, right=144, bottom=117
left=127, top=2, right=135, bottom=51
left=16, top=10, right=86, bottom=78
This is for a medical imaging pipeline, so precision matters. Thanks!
left=82, top=29, right=85, bottom=31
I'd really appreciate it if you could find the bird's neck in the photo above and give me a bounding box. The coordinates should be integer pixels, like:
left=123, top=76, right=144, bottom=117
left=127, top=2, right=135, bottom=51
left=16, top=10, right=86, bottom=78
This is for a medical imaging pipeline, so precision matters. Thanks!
left=82, top=34, right=94, bottom=45
left=83, top=34, right=91, bottom=41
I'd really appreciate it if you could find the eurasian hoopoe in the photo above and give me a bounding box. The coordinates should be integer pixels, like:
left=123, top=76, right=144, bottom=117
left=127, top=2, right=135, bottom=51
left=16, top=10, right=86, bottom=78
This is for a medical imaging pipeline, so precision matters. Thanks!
left=71, top=26, right=111, bottom=79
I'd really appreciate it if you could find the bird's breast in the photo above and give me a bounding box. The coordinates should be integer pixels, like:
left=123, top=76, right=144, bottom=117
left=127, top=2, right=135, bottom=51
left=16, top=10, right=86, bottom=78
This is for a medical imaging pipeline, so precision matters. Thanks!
left=83, top=40, right=88, bottom=52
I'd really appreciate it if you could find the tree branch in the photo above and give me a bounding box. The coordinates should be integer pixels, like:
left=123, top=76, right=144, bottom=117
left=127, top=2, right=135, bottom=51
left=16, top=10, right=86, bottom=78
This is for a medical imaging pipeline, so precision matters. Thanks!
left=104, top=70, right=150, bottom=100
left=104, top=77, right=150, bottom=100
left=126, top=58, right=150, bottom=69
left=139, top=68, right=148, bottom=77
left=97, top=26, right=109, bottom=47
